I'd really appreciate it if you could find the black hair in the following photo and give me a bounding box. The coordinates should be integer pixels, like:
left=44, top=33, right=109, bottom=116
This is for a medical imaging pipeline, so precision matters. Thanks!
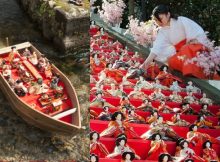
left=176, top=138, right=185, bottom=146
left=106, top=63, right=112, bottom=68
left=197, top=115, right=204, bottom=121
left=151, top=133, right=161, bottom=140
left=202, top=140, right=212, bottom=149
left=122, top=151, right=135, bottom=160
left=90, top=131, right=100, bottom=140
left=202, top=104, right=208, bottom=109
left=111, top=111, right=125, bottom=121
left=152, top=4, right=178, bottom=22
left=151, top=110, right=158, bottom=116
left=90, top=153, right=99, bottom=162
left=103, top=106, right=109, bottom=111
left=181, top=102, right=189, bottom=107
left=189, top=124, right=197, bottom=131
left=11, top=46, right=16, bottom=50
left=159, top=65, right=169, bottom=71
left=180, top=140, right=189, bottom=149
left=16, top=79, right=22, bottom=84
left=184, top=159, right=194, bottom=162
left=158, top=153, right=172, bottom=162
left=115, top=135, right=127, bottom=146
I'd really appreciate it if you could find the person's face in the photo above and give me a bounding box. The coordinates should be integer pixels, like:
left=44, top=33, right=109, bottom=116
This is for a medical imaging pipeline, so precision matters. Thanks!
left=92, top=133, right=98, bottom=140
left=206, top=142, right=211, bottom=148
left=155, top=134, right=160, bottom=140
left=125, top=154, right=131, bottom=160
left=193, top=125, right=198, bottom=131
left=116, top=114, right=122, bottom=120
left=91, top=156, right=96, bottom=162
left=120, top=139, right=125, bottom=146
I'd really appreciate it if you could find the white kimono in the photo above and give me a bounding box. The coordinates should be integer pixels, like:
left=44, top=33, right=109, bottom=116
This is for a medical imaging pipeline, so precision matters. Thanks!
left=151, top=16, right=207, bottom=62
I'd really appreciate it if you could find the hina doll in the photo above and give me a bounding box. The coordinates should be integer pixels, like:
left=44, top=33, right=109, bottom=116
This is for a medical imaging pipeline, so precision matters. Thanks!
left=120, top=106, right=128, bottom=120
left=185, top=81, right=201, bottom=93
left=106, top=134, right=141, bottom=159
left=121, top=152, right=136, bottom=162
left=141, top=116, right=180, bottom=141
left=155, top=65, right=182, bottom=87
left=202, top=140, right=219, bottom=162
left=126, top=109, right=146, bottom=124
left=194, top=115, right=218, bottom=129
left=199, top=93, right=213, bottom=105
left=180, top=103, right=197, bottom=115
left=126, top=62, right=143, bottom=79
left=90, top=153, right=99, bottom=162
left=120, top=96, right=135, bottom=110
left=167, top=113, right=190, bottom=127
left=112, top=58, right=130, bottom=70
left=146, top=110, right=159, bottom=124
left=146, top=60, right=160, bottom=80
left=2, top=64, right=12, bottom=79
left=100, top=111, right=140, bottom=138
left=97, top=71, right=117, bottom=85
left=147, top=133, right=168, bottom=160
left=14, top=79, right=28, bottom=96
left=175, top=138, right=185, bottom=157
left=28, top=78, right=49, bottom=95
left=183, top=91, right=198, bottom=104
left=170, top=81, right=182, bottom=92
left=90, top=92, right=114, bottom=108
left=149, top=88, right=166, bottom=101
left=136, top=99, right=156, bottom=112
left=115, top=84, right=126, bottom=97
left=158, top=100, right=174, bottom=113
left=198, top=104, right=215, bottom=117
left=136, top=76, right=153, bottom=89
left=22, top=48, right=31, bottom=57
left=50, top=75, right=60, bottom=89
left=90, top=131, right=109, bottom=158
left=176, top=140, right=205, bottom=162
left=152, top=79, right=168, bottom=90
left=169, top=91, right=183, bottom=103
left=128, top=86, right=148, bottom=99
left=28, top=51, right=38, bottom=65
left=91, top=53, right=106, bottom=74
left=121, top=76, right=135, bottom=88
left=98, top=106, right=112, bottom=121
left=8, top=46, right=21, bottom=63
left=103, top=63, right=124, bottom=83
left=37, top=57, right=48, bottom=71
left=187, top=124, right=220, bottom=147
left=158, top=153, right=173, bottom=162
left=106, top=83, right=118, bottom=97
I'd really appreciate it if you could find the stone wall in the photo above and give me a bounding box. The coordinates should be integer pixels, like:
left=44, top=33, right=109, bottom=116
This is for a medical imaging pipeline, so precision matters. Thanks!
left=17, top=0, right=90, bottom=54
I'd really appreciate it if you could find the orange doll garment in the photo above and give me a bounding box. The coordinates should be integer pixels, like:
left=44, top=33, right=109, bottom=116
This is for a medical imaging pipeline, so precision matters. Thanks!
left=147, top=140, right=168, bottom=160
left=202, top=148, right=219, bottom=162
left=90, top=141, right=109, bottom=158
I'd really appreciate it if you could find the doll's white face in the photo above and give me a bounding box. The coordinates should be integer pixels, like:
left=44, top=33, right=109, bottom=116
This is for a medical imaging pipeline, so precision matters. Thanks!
left=155, top=134, right=161, bottom=140
left=203, top=93, right=206, bottom=97
left=144, top=100, right=148, bottom=104
left=153, top=112, right=158, bottom=117
left=183, top=142, right=188, bottom=148
left=121, top=108, right=126, bottom=113
left=193, top=126, right=198, bottom=131
left=140, top=76, right=144, bottom=81
left=203, top=105, right=207, bottom=110
left=120, top=140, right=125, bottom=146
left=97, top=94, right=102, bottom=98
left=161, top=101, right=165, bottom=106
left=91, top=156, right=96, bottom=162
left=156, top=79, right=160, bottom=84
left=206, top=142, right=211, bottom=148
left=158, top=117, right=163, bottom=123
left=130, top=110, right=135, bottom=115
left=163, top=66, right=167, bottom=71
left=111, top=84, right=115, bottom=89
left=163, top=155, right=168, bottom=162
left=200, top=116, right=204, bottom=121
left=104, top=107, right=109, bottom=112
left=116, top=114, right=122, bottom=121
left=125, top=153, right=131, bottom=160
left=92, top=133, right=98, bottom=140
left=176, top=114, right=180, bottom=119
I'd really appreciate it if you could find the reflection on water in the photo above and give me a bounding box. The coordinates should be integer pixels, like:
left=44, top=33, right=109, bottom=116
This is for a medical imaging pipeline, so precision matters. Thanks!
left=0, top=0, right=89, bottom=161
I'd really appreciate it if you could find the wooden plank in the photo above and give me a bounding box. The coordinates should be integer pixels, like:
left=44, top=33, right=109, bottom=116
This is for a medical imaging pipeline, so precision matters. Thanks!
left=53, top=108, right=77, bottom=119
left=0, top=42, right=31, bottom=54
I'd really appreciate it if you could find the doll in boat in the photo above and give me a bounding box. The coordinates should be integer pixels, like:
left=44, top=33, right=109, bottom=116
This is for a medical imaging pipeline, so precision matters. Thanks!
left=106, top=134, right=141, bottom=159
left=155, top=65, right=182, bottom=87
left=202, top=140, right=219, bottom=162
left=8, top=46, right=21, bottom=63
left=90, top=131, right=109, bottom=158
left=98, top=106, right=112, bottom=121
left=147, top=133, right=168, bottom=160
left=14, top=79, right=28, bottom=97
left=28, top=51, right=38, bottom=65
left=100, top=111, right=140, bottom=138
left=2, top=64, right=12, bottom=80
left=29, top=78, right=49, bottom=95
left=141, top=116, right=180, bottom=141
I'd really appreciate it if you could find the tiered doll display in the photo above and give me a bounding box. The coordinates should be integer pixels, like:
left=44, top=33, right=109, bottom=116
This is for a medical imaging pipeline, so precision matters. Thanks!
left=89, top=24, right=220, bottom=162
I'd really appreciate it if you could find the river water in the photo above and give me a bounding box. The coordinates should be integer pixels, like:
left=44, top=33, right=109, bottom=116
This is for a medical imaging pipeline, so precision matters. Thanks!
left=0, top=0, right=89, bottom=161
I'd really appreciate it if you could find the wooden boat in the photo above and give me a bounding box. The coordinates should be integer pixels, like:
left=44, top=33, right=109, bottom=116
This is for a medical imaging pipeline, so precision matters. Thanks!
left=0, top=42, right=81, bottom=134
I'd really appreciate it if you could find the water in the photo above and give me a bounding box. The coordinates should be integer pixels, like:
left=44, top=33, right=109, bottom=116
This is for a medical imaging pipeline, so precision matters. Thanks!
left=0, top=0, right=89, bottom=161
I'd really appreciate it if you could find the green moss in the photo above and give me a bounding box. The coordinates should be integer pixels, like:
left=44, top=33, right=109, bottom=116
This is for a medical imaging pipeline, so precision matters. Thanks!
left=54, top=0, right=71, bottom=12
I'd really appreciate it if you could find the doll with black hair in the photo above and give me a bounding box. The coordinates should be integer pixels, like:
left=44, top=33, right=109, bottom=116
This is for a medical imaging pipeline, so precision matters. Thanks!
left=175, top=138, right=185, bottom=157
left=158, top=153, right=173, bottom=162
left=98, top=106, right=112, bottom=121
left=187, top=124, right=220, bottom=147
left=8, top=46, right=21, bottom=63
left=126, top=109, right=146, bottom=124
left=136, top=76, right=153, bottom=89
left=120, top=96, right=135, bottom=110
left=97, top=71, right=117, bottom=85
left=167, top=113, right=190, bottom=127
left=121, top=151, right=136, bottom=162
left=141, top=116, right=180, bottom=141
left=155, top=65, right=182, bottom=87
left=147, top=133, right=168, bottom=160
left=176, top=140, right=205, bottom=162
left=106, top=134, right=141, bottom=159
left=100, top=111, right=140, bottom=138
left=180, top=103, right=197, bottom=115
left=194, top=115, right=218, bottom=129
left=90, top=92, right=114, bottom=108
left=14, top=79, right=27, bottom=97
left=136, top=98, right=156, bottom=112
left=183, top=91, right=198, bottom=104
left=158, top=100, right=174, bottom=114
left=149, top=88, right=166, bottom=101
left=90, top=131, right=109, bottom=158
left=202, top=140, right=219, bottom=162
left=145, top=110, right=159, bottom=124
left=128, top=86, right=148, bottom=99
left=168, top=90, right=183, bottom=103
left=198, top=104, right=215, bottom=117
left=90, top=153, right=99, bottom=162
left=90, top=53, right=106, bottom=74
